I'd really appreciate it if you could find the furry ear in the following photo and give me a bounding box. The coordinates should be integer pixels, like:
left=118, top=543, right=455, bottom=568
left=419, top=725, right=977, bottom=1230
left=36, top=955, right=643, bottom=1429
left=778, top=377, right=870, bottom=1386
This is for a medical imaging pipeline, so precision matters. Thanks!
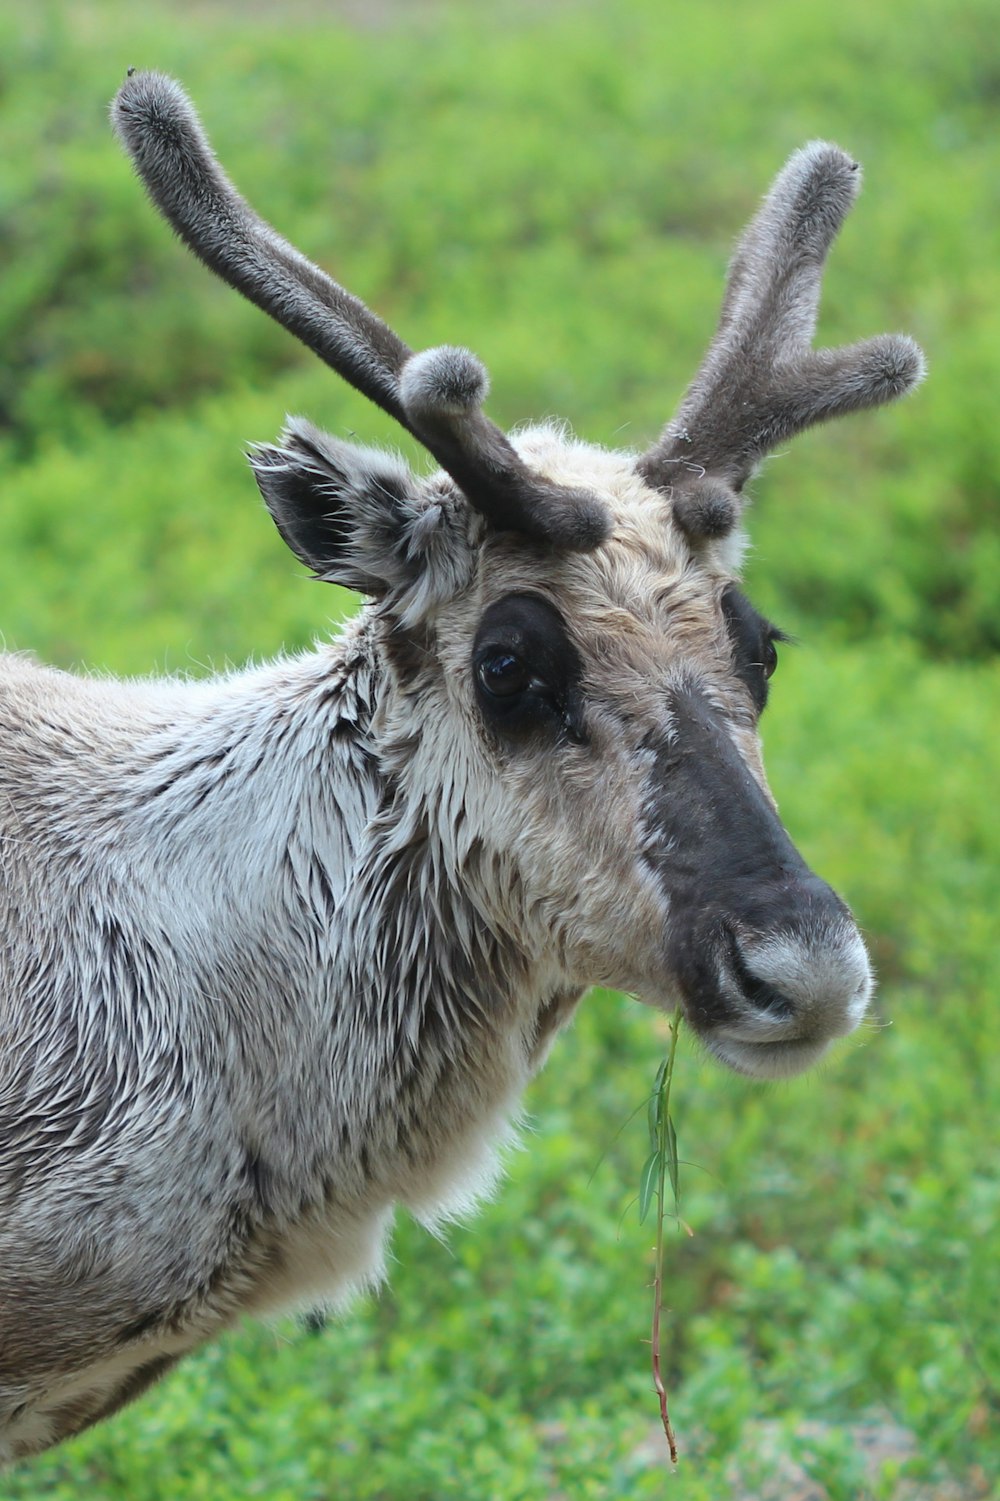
left=249, top=417, right=466, bottom=605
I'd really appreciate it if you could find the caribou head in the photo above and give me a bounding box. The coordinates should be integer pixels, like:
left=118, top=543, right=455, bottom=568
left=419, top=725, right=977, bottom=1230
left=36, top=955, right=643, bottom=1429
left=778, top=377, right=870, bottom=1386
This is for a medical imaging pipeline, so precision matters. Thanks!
left=113, top=73, right=923, bottom=1082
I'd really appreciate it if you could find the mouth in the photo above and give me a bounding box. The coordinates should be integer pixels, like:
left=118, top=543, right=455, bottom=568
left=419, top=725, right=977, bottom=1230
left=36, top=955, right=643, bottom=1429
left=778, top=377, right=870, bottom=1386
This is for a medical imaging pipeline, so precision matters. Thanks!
left=661, top=928, right=874, bottom=1081
left=703, top=1030, right=836, bottom=1081
left=694, top=933, right=873, bottom=1080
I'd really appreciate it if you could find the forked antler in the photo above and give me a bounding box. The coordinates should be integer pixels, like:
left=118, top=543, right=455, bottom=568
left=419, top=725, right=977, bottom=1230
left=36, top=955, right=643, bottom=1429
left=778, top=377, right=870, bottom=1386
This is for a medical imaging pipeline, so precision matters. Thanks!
left=112, top=71, right=609, bottom=551
left=637, top=143, right=925, bottom=539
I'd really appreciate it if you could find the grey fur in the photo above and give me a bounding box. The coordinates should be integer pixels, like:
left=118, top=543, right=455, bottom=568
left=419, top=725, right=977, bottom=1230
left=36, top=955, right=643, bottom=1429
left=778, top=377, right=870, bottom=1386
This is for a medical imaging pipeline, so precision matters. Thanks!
left=112, top=71, right=609, bottom=552
left=0, top=82, right=924, bottom=1465
left=111, top=71, right=410, bottom=419
left=638, top=141, right=926, bottom=535
left=400, top=347, right=491, bottom=417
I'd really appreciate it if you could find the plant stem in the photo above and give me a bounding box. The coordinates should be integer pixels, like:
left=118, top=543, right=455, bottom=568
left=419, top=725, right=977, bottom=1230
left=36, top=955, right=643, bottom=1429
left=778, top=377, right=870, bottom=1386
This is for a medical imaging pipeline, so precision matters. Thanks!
left=651, top=1011, right=682, bottom=1464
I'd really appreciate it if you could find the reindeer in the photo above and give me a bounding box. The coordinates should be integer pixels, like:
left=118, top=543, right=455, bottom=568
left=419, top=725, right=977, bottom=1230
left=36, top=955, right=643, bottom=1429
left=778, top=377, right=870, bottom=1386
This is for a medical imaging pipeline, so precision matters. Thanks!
left=0, top=70, right=923, bottom=1464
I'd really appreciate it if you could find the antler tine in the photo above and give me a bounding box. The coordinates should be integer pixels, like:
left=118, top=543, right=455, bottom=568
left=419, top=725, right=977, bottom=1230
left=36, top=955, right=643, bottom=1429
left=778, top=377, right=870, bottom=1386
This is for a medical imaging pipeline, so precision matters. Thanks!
left=638, top=142, right=925, bottom=539
left=113, top=70, right=412, bottom=424
left=113, top=71, right=609, bottom=552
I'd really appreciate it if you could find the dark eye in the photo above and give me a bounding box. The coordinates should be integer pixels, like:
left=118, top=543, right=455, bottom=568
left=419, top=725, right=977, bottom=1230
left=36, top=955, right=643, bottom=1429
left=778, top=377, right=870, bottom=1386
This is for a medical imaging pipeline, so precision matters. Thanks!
left=472, top=594, right=587, bottom=747
left=477, top=651, right=531, bottom=698
left=763, top=638, right=779, bottom=679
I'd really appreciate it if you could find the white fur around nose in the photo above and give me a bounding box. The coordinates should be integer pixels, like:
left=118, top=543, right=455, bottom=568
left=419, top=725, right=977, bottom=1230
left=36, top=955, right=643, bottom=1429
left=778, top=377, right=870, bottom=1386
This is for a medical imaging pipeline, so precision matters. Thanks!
left=727, top=922, right=874, bottom=1043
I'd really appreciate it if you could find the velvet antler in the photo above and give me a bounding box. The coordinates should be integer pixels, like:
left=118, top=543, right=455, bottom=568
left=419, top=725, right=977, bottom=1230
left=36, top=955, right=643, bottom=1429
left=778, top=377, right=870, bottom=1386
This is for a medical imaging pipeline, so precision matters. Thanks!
left=637, top=142, right=925, bottom=540
left=112, top=71, right=609, bottom=551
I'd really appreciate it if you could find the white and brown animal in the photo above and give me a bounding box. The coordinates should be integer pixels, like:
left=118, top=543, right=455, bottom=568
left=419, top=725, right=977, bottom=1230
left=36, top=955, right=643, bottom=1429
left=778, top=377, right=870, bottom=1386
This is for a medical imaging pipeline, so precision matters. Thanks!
left=0, top=71, right=923, bottom=1463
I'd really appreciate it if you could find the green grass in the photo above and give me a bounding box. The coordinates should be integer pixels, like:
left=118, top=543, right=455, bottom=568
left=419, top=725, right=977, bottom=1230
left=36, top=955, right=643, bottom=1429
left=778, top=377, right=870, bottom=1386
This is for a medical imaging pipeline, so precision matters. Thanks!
left=1, top=0, right=998, bottom=1496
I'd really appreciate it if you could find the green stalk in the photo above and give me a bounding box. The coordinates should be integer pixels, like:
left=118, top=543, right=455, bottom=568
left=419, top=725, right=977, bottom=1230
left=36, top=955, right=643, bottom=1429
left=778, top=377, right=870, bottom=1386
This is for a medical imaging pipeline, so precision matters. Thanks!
left=639, top=1010, right=683, bottom=1463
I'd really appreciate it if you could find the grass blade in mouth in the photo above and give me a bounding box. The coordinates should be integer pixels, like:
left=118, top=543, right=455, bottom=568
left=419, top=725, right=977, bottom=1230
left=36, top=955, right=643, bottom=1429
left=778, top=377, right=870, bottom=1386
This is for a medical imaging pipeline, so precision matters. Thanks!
left=642, top=1009, right=684, bottom=1464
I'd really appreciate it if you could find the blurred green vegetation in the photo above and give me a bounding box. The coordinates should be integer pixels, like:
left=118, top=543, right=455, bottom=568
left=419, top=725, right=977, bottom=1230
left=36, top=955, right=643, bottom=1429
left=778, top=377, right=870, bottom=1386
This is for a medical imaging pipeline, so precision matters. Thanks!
left=1, top=0, right=997, bottom=1497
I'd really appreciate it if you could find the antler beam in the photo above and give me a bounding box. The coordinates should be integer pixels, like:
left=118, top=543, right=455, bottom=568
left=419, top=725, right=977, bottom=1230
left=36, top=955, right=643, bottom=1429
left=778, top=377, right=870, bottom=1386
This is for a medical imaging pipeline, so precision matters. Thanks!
left=637, top=142, right=925, bottom=538
left=112, top=71, right=609, bottom=551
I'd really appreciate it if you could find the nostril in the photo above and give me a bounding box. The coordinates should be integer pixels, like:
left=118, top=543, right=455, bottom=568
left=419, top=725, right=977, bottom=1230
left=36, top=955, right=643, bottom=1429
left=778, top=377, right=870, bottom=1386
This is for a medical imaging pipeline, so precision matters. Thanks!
left=723, top=919, right=874, bottom=1044
left=727, top=940, right=795, bottom=1019
left=673, top=906, right=873, bottom=1077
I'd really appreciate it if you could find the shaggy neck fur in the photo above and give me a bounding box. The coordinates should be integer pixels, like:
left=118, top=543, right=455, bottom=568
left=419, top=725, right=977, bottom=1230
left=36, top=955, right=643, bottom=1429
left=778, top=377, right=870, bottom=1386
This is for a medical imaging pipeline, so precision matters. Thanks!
left=0, top=613, right=563, bottom=1461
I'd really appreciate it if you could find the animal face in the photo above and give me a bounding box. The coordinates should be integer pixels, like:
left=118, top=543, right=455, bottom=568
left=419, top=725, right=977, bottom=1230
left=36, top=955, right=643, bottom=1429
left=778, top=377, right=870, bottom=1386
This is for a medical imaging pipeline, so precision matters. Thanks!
left=251, top=420, right=870, bottom=1078
left=114, top=72, right=924, bottom=1078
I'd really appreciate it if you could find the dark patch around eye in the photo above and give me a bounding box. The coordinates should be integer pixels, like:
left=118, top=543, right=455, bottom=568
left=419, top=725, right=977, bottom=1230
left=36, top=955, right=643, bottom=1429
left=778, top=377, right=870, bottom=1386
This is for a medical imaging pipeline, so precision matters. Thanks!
left=472, top=593, right=587, bottom=748
left=720, top=585, right=788, bottom=715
